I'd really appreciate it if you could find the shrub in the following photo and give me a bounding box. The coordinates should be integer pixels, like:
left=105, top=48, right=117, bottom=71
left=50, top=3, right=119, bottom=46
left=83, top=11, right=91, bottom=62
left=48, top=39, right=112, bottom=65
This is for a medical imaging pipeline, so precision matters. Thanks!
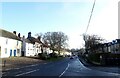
left=38, top=53, right=48, bottom=60
left=49, top=53, right=58, bottom=58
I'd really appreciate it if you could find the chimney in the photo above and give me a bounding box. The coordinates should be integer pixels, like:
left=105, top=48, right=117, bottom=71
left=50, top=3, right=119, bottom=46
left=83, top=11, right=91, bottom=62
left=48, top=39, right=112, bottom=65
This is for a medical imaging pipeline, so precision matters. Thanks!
left=28, top=32, right=31, bottom=38
left=22, top=35, right=25, bottom=40
left=23, top=35, right=25, bottom=39
left=18, top=33, right=20, bottom=38
left=37, top=36, right=41, bottom=41
left=13, top=31, right=16, bottom=35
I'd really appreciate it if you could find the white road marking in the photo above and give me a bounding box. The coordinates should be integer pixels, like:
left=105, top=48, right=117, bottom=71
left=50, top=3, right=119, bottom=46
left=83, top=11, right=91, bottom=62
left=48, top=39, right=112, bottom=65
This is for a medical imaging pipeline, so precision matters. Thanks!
left=59, top=63, right=70, bottom=77
left=15, top=69, right=39, bottom=76
left=4, top=64, right=39, bottom=71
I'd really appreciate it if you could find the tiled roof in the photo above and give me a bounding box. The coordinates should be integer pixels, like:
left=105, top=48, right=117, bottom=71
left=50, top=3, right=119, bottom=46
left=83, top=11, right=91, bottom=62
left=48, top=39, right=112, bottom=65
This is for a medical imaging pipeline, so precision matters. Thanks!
left=42, top=43, right=49, bottom=48
left=27, top=37, right=50, bottom=48
left=25, top=38, right=34, bottom=44
left=0, top=29, right=21, bottom=41
left=27, top=37, right=41, bottom=44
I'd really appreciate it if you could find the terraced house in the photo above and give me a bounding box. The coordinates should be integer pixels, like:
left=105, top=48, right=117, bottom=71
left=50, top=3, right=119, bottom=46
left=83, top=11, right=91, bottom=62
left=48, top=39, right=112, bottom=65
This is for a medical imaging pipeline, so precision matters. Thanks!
left=21, top=32, right=42, bottom=56
left=0, top=29, right=53, bottom=58
left=27, top=32, right=42, bottom=56
left=0, top=29, right=22, bottom=58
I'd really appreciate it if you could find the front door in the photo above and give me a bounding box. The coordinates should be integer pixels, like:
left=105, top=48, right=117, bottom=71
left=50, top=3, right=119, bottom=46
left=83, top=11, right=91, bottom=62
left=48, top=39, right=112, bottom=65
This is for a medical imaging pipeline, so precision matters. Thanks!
left=14, top=50, right=16, bottom=56
left=10, top=49, right=12, bottom=56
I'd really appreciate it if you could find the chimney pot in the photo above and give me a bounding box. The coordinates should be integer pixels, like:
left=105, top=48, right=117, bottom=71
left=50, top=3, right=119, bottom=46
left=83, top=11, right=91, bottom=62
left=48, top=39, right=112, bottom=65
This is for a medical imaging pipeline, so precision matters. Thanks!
left=13, top=31, right=16, bottom=35
left=18, top=33, right=20, bottom=38
left=28, top=32, right=31, bottom=38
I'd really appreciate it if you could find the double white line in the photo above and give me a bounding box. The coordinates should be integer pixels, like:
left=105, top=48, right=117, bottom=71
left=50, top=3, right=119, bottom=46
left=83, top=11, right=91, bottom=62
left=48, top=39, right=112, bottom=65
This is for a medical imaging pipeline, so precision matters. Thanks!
left=15, top=69, right=40, bottom=76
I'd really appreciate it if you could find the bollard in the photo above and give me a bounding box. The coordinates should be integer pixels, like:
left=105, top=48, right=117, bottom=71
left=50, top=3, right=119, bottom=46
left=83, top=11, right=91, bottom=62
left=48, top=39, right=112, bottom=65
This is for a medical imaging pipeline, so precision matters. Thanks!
left=3, top=60, right=6, bottom=67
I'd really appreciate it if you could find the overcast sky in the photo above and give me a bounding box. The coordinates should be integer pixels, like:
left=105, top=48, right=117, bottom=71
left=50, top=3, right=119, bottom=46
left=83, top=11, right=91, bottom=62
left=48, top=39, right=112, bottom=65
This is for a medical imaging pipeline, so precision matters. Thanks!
left=1, top=0, right=119, bottom=49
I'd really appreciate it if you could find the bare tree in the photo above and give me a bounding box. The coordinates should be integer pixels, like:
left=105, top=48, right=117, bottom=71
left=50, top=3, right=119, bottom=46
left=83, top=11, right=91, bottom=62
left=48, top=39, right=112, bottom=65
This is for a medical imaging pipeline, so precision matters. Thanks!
left=43, top=32, right=68, bottom=54
left=35, top=33, right=43, bottom=41
left=83, top=34, right=105, bottom=53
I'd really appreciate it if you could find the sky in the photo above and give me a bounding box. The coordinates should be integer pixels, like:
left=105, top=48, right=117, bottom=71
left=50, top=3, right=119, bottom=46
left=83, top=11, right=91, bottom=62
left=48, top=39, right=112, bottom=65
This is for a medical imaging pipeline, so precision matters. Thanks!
left=0, top=0, right=119, bottom=49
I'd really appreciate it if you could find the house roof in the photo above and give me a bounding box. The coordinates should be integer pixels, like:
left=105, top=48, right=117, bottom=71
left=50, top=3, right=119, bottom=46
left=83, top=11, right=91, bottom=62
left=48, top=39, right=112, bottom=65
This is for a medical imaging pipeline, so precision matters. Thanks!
left=0, top=29, right=21, bottom=41
left=27, top=36, right=50, bottom=48
left=42, top=43, right=47, bottom=47
left=25, top=38, right=34, bottom=44
left=27, top=37, right=41, bottom=44
left=40, top=41, right=50, bottom=48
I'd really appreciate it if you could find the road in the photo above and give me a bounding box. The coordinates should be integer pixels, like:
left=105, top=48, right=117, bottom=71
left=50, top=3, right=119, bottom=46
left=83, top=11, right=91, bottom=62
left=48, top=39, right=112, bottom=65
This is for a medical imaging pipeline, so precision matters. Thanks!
left=2, top=57, right=120, bottom=78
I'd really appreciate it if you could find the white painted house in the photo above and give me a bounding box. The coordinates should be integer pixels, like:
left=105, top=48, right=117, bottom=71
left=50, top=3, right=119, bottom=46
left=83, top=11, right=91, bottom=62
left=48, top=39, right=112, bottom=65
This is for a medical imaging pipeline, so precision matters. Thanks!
left=27, top=32, right=42, bottom=56
left=42, top=43, right=51, bottom=55
left=25, top=39, right=34, bottom=56
left=0, top=29, right=22, bottom=58
left=21, top=32, right=42, bottom=57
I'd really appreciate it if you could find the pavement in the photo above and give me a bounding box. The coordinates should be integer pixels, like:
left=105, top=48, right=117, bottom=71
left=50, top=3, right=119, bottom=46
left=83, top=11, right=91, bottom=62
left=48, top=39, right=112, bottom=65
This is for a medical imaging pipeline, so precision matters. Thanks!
left=78, top=56, right=120, bottom=74
left=1, top=56, right=46, bottom=72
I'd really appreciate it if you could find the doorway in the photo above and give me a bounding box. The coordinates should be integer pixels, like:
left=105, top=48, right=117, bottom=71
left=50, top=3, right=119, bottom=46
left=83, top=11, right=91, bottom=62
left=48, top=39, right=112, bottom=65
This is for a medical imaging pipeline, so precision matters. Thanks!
left=10, top=49, right=12, bottom=56
left=14, top=50, right=16, bottom=56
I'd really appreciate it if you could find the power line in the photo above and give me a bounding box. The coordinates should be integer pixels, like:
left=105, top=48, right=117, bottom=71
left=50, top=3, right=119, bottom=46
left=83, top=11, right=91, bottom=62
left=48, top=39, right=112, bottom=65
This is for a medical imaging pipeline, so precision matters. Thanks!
left=85, top=0, right=96, bottom=34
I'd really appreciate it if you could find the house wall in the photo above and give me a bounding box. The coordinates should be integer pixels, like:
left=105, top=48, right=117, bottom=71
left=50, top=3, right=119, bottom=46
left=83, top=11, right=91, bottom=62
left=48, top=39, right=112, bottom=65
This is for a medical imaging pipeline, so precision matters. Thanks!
left=108, top=46, right=111, bottom=52
left=25, top=43, right=34, bottom=56
left=35, top=46, right=41, bottom=55
left=0, top=37, right=22, bottom=58
left=114, top=43, right=120, bottom=53
left=103, top=47, right=107, bottom=53
left=42, top=47, right=52, bottom=55
left=34, top=42, right=41, bottom=55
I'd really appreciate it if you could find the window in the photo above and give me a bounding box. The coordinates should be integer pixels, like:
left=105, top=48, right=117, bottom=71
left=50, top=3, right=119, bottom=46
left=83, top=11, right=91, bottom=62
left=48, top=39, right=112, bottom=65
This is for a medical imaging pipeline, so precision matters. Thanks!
left=6, top=39, right=8, bottom=44
left=5, top=48, right=7, bottom=54
left=37, top=49, right=38, bottom=52
left=17, top=49, right=20, bottom=56
left=17, top=41, right=19, bottom=46
left=17, top=49, right=20, bottom=54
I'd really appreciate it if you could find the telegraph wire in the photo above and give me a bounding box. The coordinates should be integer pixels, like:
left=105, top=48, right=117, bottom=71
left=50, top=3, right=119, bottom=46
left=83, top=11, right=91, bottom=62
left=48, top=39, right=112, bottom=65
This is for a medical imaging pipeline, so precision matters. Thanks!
left=85, top=0, right=96, bottom=34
